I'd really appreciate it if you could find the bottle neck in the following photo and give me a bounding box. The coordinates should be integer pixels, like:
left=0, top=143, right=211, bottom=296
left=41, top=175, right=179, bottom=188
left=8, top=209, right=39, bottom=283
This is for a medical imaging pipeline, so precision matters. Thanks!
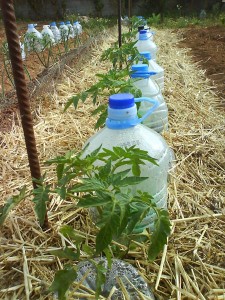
left=106, top=105, right=138, bottom=129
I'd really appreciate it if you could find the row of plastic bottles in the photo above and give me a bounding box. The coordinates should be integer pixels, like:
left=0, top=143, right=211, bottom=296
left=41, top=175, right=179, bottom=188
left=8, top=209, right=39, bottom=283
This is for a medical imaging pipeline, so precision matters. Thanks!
left=21, top=21, right=83, bottom=59
left=82, top=19, right=173, bottom=233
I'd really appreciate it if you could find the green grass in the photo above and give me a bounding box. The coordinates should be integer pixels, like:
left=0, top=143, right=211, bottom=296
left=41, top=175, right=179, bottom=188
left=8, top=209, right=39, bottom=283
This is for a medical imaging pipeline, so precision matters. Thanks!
left=147, top=13, right=225, bottom=29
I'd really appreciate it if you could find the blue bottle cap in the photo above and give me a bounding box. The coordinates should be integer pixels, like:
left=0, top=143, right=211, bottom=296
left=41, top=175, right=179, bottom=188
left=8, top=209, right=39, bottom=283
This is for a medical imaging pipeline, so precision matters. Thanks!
left=50, top=22, right=56, bottom=26
left=131, top=64, right=155, bottom=78
left=140, top=51, right=151, bottom=60
left=65, top=21, right=71, bottom=25
left=132, top=64, right=148, bottom=72
left=28, top=24, right=34, bottom=29
left=139, top=30, right=148, bottom=40
left=109, top=93, right=135, bottom=109
left=59, top=21, right=65, bottom=25
left=73, top=21, right=79, bottom=24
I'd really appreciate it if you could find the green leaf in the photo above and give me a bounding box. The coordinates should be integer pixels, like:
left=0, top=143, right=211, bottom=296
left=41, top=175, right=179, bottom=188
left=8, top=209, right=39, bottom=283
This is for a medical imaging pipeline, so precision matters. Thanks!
left=49, top=266, right=77, bottom=300
left=82, top=244, right=94, bottom=255
left=96, top=212, right=120, bottom=254
left=113, top=176, right=148, bottom=187
left=98, top=159, right=112, bottom=180
left=56, top=163, right=64, bottom=180
left=94, top=110, right=107, bottom=129
left=91, top=104, right=107, bottom=116
left=132, top=161, right=141, bottom=176
left=69, top=178, right=105, bottom=193
left=95, top=261, right=107, bottom=300
left=0, top=186, right=27, bottom=226
left=77, top=195, right=111, bottom=208
left=64, top=95, right=77, bottom=111
left=81, top=91, right=88, bottom=102
left=33, top=184, right=50, bottom=227
left=60, top=225, right=85, bottom=243
left=148, top=210, right=171, bottom=261
left=103, top=248, right=112, bottom=269
left=109, top=169, right=130, bottom=185
left=50, top=247, right=80, bottom=260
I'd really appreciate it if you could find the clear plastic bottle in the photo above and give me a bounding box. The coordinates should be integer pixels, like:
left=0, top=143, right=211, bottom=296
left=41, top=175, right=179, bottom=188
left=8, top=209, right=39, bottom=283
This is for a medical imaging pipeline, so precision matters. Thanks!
left=59, top=21, right=69, bottom=41
left=83, top=93, right=170, bottom=232
left=135, top=25, right=154, bottom=41
left=139, top=51, right=164, bottom=91
left=41, top=25, right=55, bottom=47
left=65, top=20, right=74, bottom=38
left=73, top=21, right=82, bottom=36
left=144, top=25, right=155, bottom=41
left=19, top=37, right=26, bottom=61
left=131, top=64, right=168, bottom=133
left=135, top=30, right=157, bottom=61
left=24, top=24, right=43, bottom=52
left=49, top=22, right=61, bottom=43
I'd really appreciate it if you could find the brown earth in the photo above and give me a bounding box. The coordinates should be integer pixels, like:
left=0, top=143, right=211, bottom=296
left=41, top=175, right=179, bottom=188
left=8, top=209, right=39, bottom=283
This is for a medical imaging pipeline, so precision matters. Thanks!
left=0, top=25, right=224, bottom=133
left=179, top=25, right=225, bottom=103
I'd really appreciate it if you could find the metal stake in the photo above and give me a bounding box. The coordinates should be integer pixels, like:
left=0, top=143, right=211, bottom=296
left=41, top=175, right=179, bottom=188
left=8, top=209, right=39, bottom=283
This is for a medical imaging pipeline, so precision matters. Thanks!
left=118, top=0, right=122, bottom=48
left=0, top=0, right=49, bottom=229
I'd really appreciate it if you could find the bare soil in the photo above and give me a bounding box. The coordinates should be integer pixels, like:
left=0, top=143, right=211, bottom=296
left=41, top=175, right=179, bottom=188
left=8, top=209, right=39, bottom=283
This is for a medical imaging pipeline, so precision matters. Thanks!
left=179, top=25, right=225, bottom=102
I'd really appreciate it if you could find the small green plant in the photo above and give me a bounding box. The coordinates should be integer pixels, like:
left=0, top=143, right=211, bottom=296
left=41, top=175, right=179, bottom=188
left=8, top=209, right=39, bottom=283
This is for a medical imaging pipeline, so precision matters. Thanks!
left=147, top=13, right=161, bottom=26
left=47, top=145, right=170, bottom=299
left=1, top=42, right=15, bottom=88
left=101, top=40, right=141, bottom=70
left=64, top=68, right=142, bottom=128
left=0, top=146, right=171, bottom=299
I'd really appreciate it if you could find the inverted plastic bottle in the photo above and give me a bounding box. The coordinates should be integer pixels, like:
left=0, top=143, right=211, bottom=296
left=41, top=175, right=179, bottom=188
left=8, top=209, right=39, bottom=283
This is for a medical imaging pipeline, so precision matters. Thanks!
left=59, top=21, right=69, bottom=41
left=18, top=36, right=26, bottom=61
left=83, top=93, right=170, bottom=232
left=41, top=25, right=55, bottom=46
left=135, top=25, right=154, bottom=41
left=131, top=64, right=168, bottom=133
left=25, top=24, right=43, bottom=52
left=73, top=21, right=82, bottom=35
left=135, top=30, right=157, bottom=62
left=65, top=21, right=74, bottom=38
left=50, top=22, right=61, bottom=43
left=139, top=51, right=164, bottom=91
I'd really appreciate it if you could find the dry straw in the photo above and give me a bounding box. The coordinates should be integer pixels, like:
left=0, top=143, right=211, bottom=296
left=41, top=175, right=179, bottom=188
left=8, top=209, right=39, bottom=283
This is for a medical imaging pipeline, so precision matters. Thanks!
left=0, top=26, right=224, bottom=299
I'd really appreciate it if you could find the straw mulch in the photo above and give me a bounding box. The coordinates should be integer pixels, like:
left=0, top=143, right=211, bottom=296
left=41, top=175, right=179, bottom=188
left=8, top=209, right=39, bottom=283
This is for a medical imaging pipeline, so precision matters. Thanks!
left=0, top=26, right=224, bottom=299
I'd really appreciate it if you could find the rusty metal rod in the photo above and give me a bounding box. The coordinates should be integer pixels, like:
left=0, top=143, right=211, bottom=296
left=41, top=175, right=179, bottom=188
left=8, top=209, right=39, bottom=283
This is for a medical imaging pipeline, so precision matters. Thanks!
left=1, top=0, right=49, bottom=229
left=118, top=0, right=122, bottom=48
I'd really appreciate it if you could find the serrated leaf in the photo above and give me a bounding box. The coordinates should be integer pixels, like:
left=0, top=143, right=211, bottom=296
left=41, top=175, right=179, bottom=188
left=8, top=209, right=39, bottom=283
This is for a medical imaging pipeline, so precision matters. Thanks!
left=33, top=184, right=50, bottom=226
left=132, top=162, right=141, bottom=176
left=60, top=225, right=85, bottom=243
left=49, top=266, right=77, bottom=300
left=95, top=261, right=107, bottom=300
left=109, top=169, right=130, bottom=185
left=148, top=210, right=171, bottom=261
left=94, top=110, right=107, bottom=129
left=55, top=186, right=66, bottom=200
left=113, top=176, right=148, bottom=187
left=91, top=104, right=107, bottom=116
left=0, top=186, right=27, bottom=226
left=70, top=178, right=105, bottom=193
left=80, top=91, right=88, bottom=102
left=63, top=97, right=74, bottom=111
left=112, top=146, right=127, bottom=156
left=82, top=244, right=94, bottom=255
left=77, top=195, right=111, bottom=208
left=103, top=248, right=112, bottom=269
left=50, top=247, right=80, bottom=260
left=56, top=163, right=64, bottom=180
left=98, top=160, right=112, bottom=180
left=96, top=212, right=120, bottom=254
